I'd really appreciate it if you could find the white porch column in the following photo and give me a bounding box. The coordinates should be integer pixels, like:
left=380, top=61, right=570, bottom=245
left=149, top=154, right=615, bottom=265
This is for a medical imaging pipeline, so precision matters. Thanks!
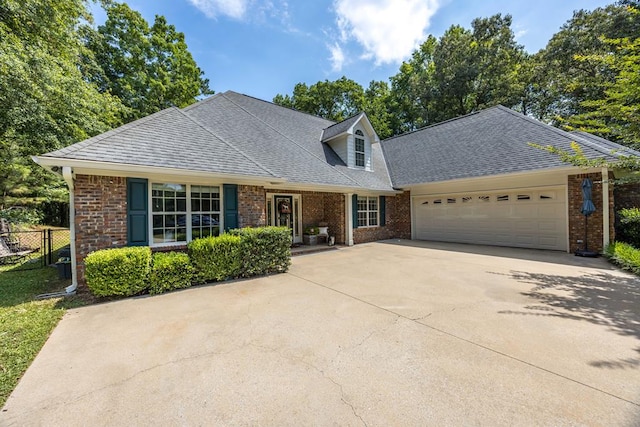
left=602, top=168, right=610, bottom=248
left=345, top=193, right=354, bottom=246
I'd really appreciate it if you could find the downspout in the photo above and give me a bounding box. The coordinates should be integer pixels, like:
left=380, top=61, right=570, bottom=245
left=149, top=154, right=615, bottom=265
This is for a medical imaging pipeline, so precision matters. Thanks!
left=62, top=167, right=77, bottom=294
left=602, top=168, right=610, bottom=250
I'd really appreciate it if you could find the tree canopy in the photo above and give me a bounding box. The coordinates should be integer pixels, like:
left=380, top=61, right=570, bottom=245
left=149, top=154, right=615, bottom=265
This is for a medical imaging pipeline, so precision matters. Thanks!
left=0, top=0, right=212, bottom=212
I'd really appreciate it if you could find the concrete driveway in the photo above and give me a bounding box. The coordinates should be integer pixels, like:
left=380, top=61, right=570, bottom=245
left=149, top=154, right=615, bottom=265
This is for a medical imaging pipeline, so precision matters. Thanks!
left=2, top=240, right=640, bottom=426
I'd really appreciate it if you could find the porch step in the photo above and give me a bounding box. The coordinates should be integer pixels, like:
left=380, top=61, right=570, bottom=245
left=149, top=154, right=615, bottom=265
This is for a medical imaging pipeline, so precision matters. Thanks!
left=290, top=244, right=340, bottom=256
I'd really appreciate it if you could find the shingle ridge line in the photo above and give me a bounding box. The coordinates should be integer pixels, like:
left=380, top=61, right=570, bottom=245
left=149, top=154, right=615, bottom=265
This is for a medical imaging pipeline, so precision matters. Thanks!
left=382, top=109, right=486, bottom=143
left=44, top=108, right=177, bottom=156
left=222, top=93, right=365, bottom=188
left=228, top=91, right=336, bottom=125
left=497, top=107, right=620, bottom=159
left=176, top=106, right=280, bottom=178
left=571, top=131, right=640, bottom=157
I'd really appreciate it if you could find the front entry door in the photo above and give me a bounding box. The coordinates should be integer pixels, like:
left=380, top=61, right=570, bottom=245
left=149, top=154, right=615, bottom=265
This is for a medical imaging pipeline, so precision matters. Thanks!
left=268, top=194, right=302, bottom=243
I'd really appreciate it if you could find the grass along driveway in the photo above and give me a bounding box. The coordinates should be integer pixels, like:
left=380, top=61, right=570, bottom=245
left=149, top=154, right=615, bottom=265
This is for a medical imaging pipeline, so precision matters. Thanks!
left=0, top=229, right=80, bottom=408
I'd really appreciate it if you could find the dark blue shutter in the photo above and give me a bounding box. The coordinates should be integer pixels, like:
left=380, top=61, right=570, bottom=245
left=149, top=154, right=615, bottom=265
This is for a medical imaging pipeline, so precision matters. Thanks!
left=223, top=184, right=238, bottom=231
left=352, top=194, right=358, bottom=229
left=379, top=196, right=386, bottom=226
left=127, top=178, right=148, bottom=246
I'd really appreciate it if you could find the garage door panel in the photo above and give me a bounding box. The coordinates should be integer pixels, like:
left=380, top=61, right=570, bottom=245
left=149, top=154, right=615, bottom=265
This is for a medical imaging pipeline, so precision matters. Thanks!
left=414, top=188, right=567, bottom=251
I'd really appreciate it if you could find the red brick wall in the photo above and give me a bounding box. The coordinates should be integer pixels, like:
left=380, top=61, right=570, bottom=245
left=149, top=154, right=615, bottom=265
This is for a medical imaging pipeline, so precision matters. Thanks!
left=352, top=193, right=411, bottom=244
left=238, top=185, right=266, bottom=227
left=568, top=173, right=614, bottom=253
left=74, top=175, right=128, bottom=286
left=324, top=193, right=345, bottom=244
left=388, top=191, right=411, bottom=239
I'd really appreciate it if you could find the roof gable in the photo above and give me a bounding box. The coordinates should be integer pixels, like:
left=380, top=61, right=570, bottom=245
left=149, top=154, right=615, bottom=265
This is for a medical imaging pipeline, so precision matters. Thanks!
left=321, top=112, right=380, bottom=143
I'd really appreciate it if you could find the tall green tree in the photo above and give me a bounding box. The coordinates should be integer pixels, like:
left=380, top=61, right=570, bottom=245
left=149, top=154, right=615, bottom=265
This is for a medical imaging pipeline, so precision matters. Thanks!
left=388, top=35, right=438, bottom=134
left=0, top=0, right=124, bottom=208
left=568, top=36, right=640, bottom=147
left=534, top=2, right=640, bottom=122
left=273, top=77, right=365, bottom=122
left=84, top=2, right=212, bottom=121
left=389, top=14, right=526, bottom=132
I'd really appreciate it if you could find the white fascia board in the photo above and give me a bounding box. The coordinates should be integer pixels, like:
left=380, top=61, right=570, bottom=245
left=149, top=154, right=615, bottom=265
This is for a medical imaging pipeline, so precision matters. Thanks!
left=263, top=181, right=400, bottom=195
left=33, top=156, right=286, bottom=186
left=396, top=166, right=602, bottom=191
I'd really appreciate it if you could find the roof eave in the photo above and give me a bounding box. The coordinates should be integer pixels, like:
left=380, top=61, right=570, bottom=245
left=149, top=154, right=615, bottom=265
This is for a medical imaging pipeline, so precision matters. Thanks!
left=32, top=156, right=287, bottom=186
left=393, top=165, right=607, bottom=189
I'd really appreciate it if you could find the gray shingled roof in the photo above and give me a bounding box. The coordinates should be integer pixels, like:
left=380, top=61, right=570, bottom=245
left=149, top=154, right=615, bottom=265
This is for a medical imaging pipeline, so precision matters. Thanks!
left=381, top=105, right=629, bottom=187
left=41, top=91, right=395, bottom=192
left=569, top=131, right=640, bottom=157
left=321, top=113, right=364, bottom=142
left=42, top=107, right=276, bottom=178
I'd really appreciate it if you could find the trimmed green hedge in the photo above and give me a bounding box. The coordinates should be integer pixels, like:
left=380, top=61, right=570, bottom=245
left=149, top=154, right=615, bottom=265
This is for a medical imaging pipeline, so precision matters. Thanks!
left=149, top=252, right=193, bottom=295
left=85, top=246, right=151, bottom=297
left=230, top=226, right=291, bottom=277
left=617, top=208, right=640, bottom=248
left=605, top=241, right=640, bottom=274
left=188, top=234, right=242, bottom=282
left=84, top=226, right=292, bottom=297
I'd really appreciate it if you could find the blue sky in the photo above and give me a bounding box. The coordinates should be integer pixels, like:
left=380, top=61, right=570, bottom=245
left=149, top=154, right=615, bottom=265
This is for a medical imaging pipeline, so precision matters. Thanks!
left=93, top=0, right=611, bottom=101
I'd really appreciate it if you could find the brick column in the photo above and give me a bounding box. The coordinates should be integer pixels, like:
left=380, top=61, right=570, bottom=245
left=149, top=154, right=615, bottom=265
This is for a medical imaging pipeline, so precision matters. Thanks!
left=568, top=173, right=610, bottom=253
left=74, top=175, right=128, bottom=287
left=238, top=185, right=266, bottom=227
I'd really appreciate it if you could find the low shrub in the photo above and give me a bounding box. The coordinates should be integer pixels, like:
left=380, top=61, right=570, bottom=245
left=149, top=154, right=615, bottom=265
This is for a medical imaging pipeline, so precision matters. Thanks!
left=230, top=226, right=291, bottom=277
left=85, top=246, right=151, bottom=297
left=605, top=241, right=640, bottom=275
left=188, top=234, right=242, bottom=282
left=617, top=208, right=640, bottom=248
left=149, top=252, right=193, bottom=295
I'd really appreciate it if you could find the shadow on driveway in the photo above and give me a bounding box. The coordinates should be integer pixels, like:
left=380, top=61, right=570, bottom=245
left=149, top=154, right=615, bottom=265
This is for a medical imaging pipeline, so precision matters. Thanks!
left=500, top=269, right=640, bottom=370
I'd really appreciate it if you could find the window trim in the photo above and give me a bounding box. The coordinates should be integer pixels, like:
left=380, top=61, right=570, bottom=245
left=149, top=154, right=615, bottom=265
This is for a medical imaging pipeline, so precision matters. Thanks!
left=356, top=195, right=379, bottom=228
left=354, top=129, right=365, bottom=168
left=149, top=182, right=223, bottom=247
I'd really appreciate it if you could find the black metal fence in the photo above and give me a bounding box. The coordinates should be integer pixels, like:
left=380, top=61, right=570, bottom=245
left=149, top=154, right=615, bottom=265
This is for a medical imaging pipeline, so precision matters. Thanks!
left=0, top=228, right=70, bottom=271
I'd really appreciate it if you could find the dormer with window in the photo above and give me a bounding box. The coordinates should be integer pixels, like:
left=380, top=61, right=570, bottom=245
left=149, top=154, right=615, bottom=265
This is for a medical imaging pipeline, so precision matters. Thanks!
left=321, top=112, right=379, bottom=171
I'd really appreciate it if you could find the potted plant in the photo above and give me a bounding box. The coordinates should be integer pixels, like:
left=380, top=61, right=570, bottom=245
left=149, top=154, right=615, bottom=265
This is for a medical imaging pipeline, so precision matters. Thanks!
left=303, top=226, right=319, bottom=245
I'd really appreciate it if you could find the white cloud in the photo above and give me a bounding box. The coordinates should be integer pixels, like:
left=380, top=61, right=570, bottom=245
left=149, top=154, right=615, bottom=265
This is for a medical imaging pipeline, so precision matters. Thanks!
left=187, top=0, right=248, bottom=19
left=328, top=42, right=346, bottom=72
left=333, top=0, right=440, bottom=65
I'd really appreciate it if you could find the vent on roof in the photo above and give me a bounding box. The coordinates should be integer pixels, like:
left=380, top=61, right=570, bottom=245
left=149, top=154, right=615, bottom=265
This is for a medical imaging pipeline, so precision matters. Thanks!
left=540, top=193, right=555, bottom=200
left=447, top=198, right=456, bottom=204
left=517, top=194, right=531, bottom=200
left=462, top=196, right=473, bottom=203
left=497, top=195, right=509, bottom=202
left=422, top=201, right=429, bottom=205
left=433, top=199, right=442, bottom=204
left=479, top=196, right=490, bottom=202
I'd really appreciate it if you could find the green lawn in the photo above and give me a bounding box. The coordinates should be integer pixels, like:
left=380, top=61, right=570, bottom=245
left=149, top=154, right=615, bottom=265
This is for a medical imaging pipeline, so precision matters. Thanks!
left=0, top=230, right=84, bottom=408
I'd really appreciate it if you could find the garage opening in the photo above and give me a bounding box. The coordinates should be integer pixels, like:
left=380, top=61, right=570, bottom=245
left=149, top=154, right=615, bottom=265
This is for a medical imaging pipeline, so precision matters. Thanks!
left=413, top=188, right=567, bottom=251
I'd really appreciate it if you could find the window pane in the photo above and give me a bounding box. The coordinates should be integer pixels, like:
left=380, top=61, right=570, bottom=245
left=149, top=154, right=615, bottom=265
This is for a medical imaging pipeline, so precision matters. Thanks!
left=152, top=215, right=163, bottom=228
left=368, top=198, right=378, bottom=211
left=177, top=199, right=186, bottom=212
left=165, top=199, right=175, bottom=212
left=369, top=211, right=378, bottom=226
left=153, top=229, right=164, bottom=244
left=212, top=200, right=220, bottom=212
left=202, top=199, right=211, bottom=212
left=191, top=199, right=200, bottom=212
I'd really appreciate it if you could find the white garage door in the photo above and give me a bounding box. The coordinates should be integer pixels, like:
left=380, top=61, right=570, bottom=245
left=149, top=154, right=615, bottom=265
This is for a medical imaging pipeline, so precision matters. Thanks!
left=413, top=188, right=567, bottom=251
